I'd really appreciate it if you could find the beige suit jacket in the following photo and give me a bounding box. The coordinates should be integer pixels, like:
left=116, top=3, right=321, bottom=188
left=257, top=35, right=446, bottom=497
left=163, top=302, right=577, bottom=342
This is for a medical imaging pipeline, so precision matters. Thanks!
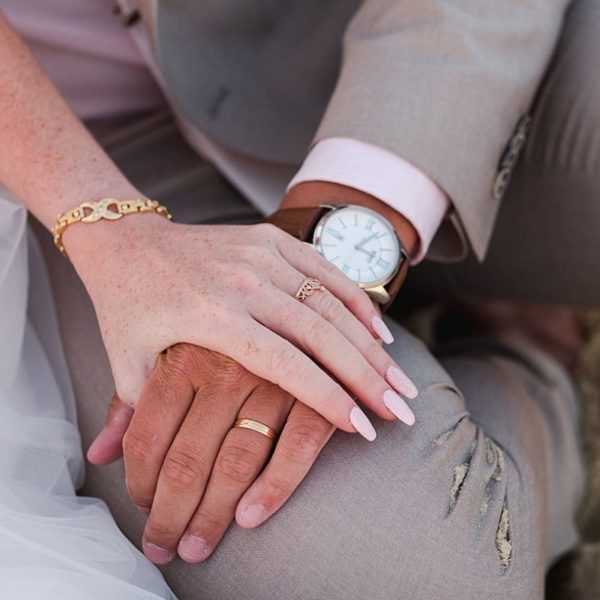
left=116, top=0, right=571, bottom=261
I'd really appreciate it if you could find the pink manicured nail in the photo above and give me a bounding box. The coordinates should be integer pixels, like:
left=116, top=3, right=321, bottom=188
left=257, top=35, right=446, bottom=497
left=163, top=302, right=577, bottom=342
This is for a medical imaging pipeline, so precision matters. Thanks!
left=239, top=504, right=267, bottom=528
left=178, top=535, right=210, bottom=563
left=142, top=541, right=174, bottom=564
left=383, top=390, right=416, bottom=426
left=350, top=407, right=377, bottom=441
left=372, top=316, right=394, bottom=344
left=386, top=366, right=419, bottom=399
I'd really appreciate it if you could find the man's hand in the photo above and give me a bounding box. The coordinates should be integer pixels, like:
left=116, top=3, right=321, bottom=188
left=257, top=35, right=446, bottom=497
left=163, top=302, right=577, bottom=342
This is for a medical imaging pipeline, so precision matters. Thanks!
left=88, top=343, right=336, bottom=564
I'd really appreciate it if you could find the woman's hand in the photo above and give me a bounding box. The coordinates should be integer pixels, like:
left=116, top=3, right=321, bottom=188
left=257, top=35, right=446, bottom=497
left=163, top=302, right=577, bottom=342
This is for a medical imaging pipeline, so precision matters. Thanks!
left=88, top=344, right=339, bottom=564
left=68, top=215, right=417, bottom=437
left=0, top=12, right=417, bottom=436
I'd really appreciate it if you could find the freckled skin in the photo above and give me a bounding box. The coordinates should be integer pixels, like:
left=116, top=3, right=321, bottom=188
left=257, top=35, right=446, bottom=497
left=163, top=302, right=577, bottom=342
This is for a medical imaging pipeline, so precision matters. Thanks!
left=3, top=14, right=423, bottom=564
left=0, top=16, right=417, bottom=429
left=62, top=211, right=407, bottom=431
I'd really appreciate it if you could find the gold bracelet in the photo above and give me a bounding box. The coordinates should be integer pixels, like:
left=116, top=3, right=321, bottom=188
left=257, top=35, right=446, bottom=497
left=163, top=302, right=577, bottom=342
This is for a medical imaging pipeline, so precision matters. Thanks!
left=53, top=197, right=172, bottom=259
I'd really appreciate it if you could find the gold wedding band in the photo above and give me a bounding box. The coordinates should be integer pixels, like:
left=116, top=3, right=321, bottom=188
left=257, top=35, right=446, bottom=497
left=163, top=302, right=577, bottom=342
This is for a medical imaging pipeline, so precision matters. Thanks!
left=233, top=418, right=279, bottom=442
left=294, top=277, right=325, bottom=302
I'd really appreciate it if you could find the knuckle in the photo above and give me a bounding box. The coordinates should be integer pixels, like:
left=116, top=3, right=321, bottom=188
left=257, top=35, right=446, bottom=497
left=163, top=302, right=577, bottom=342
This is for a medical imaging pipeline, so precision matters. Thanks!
left=125, top=478, right=153, bottom=508
left=184, top=346, right=252, bottom=390
left=349, top=287, right=372, bottom=313
left=242, top=243, right=277, bottom=267
left=253, top=381, right=293, bottom=405
left=311, top=247, right=335, bottom=270
left=123, top=431, right=153, bottom=465
left=161, top=344, right=199, bottom=384
left=281, top=423, right=324, bottom=463
left=268, top=345, right=299, bottom=380
left=304, top=317, right=331, bottom=349
left=161, top=449, right=206, bottom=490
left=217, top=444, right=260, bottom=484
left=372, top=349, right=393, bottom=373
left=251, top=222, right=282, bottom=242
left=314, top=292, right=343, bottom=323
left=231, top=265, right=262, bottom=296
left=191, top=508, right=222, bottom=531
left=361, top=365, right=381, bottom=389
left=167, top=342, right=198, bottom=364
left=366, top=337, right=384, bottom=356
left=321, top=383, right=346, bottom=412
left=260, top=476, right=291, bottom=508
left=318, top=256, right=340, bottom=277
left=218, top=357, right=249, bottom=384
left=145, top=519, right=177, bottom=544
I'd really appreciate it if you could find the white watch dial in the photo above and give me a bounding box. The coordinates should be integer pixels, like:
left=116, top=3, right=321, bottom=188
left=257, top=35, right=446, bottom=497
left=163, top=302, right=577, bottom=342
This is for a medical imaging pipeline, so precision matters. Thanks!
left=313, top=205, right=401, bottom=286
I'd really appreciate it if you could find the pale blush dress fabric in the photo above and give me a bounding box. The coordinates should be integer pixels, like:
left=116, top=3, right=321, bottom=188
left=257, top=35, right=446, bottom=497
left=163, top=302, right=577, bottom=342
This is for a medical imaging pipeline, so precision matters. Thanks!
left=0, top=191, right=174, bottom=598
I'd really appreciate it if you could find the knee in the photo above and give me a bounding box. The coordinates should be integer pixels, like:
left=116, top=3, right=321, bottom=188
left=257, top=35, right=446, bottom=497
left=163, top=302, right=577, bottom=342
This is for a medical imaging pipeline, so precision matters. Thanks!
left=377, top=359, right=523, bottom=576
left=428, top=416, right=515, bottom=571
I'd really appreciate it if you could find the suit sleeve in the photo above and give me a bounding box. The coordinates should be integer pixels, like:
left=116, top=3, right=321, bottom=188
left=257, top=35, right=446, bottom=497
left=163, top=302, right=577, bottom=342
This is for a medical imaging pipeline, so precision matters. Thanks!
left=314, top=0, right=572, bottom=261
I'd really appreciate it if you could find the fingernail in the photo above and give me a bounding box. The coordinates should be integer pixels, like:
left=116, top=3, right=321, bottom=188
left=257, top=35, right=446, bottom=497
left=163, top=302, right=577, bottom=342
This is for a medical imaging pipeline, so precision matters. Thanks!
left=142, top=541, right=174, bottom=564
left=240, top=504, right=267, bottom=528
left=136, top=505, right=150, bottom=515
left=372, top=316, right=394, bottom=344
left=386, top=366, right=419, bottom=399
left=383, top=390, right=416, bottom=426
left=350, top=406, right=377, bottom=441
left=178, top=535, right=210, bottom=563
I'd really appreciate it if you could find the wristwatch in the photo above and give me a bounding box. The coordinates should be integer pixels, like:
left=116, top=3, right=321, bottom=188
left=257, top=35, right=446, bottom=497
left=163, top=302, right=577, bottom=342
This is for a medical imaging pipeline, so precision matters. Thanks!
left=267, top=204, right=410, bottom=309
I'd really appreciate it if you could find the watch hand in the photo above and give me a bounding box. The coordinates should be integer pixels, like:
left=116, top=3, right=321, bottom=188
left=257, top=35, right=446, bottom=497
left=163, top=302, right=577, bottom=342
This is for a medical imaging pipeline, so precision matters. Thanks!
left=355, top=233, right=377, bottom=251
left=356, top=246, right=377, bottom=262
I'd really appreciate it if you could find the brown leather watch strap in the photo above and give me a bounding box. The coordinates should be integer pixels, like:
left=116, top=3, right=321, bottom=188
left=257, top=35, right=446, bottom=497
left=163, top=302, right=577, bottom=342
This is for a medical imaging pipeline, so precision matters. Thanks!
left=381, top=254, right=409, bottom=311
left=266, top=206, right=329, bottom=241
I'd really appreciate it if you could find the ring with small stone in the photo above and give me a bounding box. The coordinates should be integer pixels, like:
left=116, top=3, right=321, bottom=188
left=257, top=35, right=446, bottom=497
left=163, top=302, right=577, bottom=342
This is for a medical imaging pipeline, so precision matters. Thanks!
left=294, top=277, right=325, bottom=302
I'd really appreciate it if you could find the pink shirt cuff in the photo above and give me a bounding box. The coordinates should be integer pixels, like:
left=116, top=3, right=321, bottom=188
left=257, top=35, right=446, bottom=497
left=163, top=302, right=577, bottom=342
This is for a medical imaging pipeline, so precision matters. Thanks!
left=288, top=137, right=449, bottom=263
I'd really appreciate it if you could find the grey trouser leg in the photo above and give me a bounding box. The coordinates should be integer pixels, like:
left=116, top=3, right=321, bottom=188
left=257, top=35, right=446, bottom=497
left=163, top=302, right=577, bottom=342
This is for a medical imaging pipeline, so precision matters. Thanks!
left=413, top=0, right=600, bottom=305
left=158, top=331, right=583, bottom=600
left=37, top=112, right=584, bottom=599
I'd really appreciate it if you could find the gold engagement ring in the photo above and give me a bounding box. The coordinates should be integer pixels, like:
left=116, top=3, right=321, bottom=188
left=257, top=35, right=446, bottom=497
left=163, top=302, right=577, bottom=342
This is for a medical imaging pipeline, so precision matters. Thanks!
left=294, top=277, right=325, bottom=302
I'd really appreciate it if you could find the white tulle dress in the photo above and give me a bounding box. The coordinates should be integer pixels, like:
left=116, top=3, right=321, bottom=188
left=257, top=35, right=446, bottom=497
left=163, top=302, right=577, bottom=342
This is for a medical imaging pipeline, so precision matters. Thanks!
left=0, top=190, right=176, bottom=599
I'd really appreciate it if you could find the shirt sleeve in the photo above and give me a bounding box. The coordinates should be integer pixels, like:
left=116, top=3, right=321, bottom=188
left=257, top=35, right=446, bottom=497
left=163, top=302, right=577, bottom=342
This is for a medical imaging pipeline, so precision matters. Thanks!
left=287, top=137, right=450, bottom=262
